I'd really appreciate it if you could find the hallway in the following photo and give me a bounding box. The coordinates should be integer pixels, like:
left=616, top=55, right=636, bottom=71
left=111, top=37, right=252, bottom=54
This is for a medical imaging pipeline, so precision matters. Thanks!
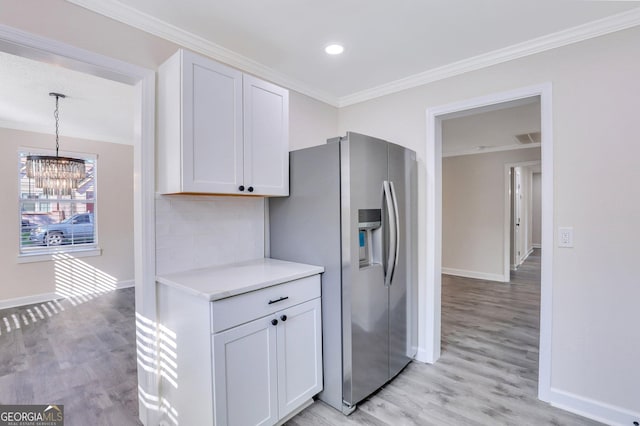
left=440, top=248, right=542, bottom=389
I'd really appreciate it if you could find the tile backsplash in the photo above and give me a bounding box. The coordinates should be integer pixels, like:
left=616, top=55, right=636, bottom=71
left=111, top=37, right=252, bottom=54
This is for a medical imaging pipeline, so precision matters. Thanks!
left=155, top=195, right=265, bottom=275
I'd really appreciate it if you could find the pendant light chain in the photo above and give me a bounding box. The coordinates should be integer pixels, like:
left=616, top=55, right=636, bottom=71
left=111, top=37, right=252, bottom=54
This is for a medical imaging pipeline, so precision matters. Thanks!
left=25, top=92, right=85, bottom=197
left=50, top=92, right=65, bottom=157
left=54, top=94, right=60, bottom=157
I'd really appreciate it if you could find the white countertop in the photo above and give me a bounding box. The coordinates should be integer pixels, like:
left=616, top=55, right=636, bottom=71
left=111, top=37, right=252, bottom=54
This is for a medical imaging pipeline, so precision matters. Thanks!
left=156, top=258, right=324, bottom=301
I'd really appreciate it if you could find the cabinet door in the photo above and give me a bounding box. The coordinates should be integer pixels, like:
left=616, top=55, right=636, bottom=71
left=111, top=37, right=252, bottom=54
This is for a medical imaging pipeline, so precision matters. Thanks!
left=182, top=49, right=244, bottom=193
left=213, top=316, right=278, bottom=426
left=243, top=75, right=289, bottom=196
left=277, top=298, right=322, bottom=418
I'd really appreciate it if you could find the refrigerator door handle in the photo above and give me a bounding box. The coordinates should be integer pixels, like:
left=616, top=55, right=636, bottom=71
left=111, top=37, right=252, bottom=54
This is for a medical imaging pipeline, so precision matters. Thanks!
left=389, top=181, right=400, bottom=285
left=383, top=180, right=397, bottom=287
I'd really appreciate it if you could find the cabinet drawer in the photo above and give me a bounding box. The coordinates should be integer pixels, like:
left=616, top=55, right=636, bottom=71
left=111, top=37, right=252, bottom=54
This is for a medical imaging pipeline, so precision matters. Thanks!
left=211, top=274, right=320, bottom=333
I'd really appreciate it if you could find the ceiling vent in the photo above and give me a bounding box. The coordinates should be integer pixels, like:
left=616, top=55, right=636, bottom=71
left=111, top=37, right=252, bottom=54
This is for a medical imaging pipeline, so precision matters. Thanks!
left=514, top=132, right=541, bottom=144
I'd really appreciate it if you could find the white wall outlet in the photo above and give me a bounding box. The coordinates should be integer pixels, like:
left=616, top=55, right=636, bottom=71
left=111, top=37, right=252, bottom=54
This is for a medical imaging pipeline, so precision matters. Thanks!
left=558, top=227, right=574, bottom=248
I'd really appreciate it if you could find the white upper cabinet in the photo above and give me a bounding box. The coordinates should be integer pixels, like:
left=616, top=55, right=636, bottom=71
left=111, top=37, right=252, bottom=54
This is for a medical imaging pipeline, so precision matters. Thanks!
left=244, top=75, right=289, bottom=196
left=157, top=49, right=289, bottom=196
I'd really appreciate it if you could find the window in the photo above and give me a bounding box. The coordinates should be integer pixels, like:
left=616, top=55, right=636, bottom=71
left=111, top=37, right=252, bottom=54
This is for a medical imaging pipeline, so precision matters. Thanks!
left=19, top=150, right=97, bottom=255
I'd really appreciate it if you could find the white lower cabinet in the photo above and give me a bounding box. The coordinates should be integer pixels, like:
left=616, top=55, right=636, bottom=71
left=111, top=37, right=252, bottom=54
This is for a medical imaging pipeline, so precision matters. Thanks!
left=213, top=298, right=322, bottom=426
left=156, top=269, right=323, bottom=426
left=276, top=299, right=322, bottom=416
left=213, top=315, right=279, bottom=426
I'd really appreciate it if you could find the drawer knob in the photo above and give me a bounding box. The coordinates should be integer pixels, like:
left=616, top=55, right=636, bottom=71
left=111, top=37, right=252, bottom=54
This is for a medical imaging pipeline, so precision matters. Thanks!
left=280, top=315, right=287, bottom=322
left=271, top=319, right=278, bottom=326
left=248, top=186, right=254, bottom=192
left=238, top=185, right=245, bottom=191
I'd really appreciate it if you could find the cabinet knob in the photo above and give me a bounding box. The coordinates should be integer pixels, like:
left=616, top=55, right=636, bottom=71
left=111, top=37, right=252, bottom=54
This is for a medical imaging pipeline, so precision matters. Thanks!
left=238, top=185, right=245, bottom=191
left=280, top=315, right=287, bottom=322
left=248, top=186, right=254, bottom=193
left=271, top=319, right=278, bottom=326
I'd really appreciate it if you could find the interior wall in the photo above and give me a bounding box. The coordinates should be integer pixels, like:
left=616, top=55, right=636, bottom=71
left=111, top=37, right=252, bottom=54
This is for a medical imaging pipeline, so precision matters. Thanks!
left=337, top=26, right=640, bottom=419
left=0, top=127, right=134, bottom=301
left=532, top=172, right=542, bottom=246
left=289, top=92, right=339, bottom=150
left=442, top=148, right=541, bottom=280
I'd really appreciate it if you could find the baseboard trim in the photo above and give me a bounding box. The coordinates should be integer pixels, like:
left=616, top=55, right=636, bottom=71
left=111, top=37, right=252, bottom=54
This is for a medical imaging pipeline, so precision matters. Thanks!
left=520, top=247, right=535, bottom=263
left=442, top=267, right=507, bottom=283
left=0, top=292, right=59, bottom=311
left=117, top=280, right=135, bottom=289
left=0, top=280, right=135, bottom=310
left=549, top=387, right=640, bottom=426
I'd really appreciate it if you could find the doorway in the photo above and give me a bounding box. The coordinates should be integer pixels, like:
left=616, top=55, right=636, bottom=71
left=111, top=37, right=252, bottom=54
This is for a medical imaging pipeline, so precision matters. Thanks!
left=508, top=161, right=542, bottom=273
left=422, top=83, right=553, bottom=402
left=0, top=25, right=157, bottom=423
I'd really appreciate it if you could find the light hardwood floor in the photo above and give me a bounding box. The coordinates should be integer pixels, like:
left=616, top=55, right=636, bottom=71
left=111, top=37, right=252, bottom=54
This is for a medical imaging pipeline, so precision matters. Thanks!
left=0, top=250, right=601, bottom=425
left=287, top=250, right=601, bottom=425
left=0, top=288, right=141, bottom=426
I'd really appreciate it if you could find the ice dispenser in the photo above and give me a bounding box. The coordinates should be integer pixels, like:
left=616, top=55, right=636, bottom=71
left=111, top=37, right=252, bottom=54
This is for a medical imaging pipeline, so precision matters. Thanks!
left=358, top=209, right=382, bottom=267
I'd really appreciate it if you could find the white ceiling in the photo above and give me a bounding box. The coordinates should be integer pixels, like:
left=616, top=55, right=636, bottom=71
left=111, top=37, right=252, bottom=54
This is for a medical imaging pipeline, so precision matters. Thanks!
left=0, top=51, right=135, bottom=145
left=68, top=0, right=640, bottom=106
left=442, top=98, right=541, bottom=156
left=3, top=2, right=639, bottom=144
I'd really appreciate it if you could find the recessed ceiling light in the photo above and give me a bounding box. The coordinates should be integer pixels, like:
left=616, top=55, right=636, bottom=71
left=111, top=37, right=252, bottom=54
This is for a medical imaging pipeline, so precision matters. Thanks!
left=325, top=44, right=344, bottom=55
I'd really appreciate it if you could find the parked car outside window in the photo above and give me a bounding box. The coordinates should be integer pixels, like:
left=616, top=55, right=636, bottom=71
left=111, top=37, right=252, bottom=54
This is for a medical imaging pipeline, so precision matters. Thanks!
left=29, top=213, right=95, bottom=246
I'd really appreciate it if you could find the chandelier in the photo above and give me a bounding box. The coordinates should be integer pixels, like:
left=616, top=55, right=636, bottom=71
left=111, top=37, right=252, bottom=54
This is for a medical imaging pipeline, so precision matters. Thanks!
left=26, top=93, right=86, bottom=197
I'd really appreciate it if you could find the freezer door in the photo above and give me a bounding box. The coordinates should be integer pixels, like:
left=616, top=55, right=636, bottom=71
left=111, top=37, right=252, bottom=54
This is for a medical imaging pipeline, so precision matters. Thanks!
left=341, top=133, right=390, bottom=407
left=388, top=144, right=418, bottom=378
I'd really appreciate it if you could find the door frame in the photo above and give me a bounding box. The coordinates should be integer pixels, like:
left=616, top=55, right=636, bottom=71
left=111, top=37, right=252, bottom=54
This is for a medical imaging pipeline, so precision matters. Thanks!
left=0, top=24, right=158, bottom=423
left=505, top=160, right=541, bottom=277
left=422, top=83, right=553, bottom=402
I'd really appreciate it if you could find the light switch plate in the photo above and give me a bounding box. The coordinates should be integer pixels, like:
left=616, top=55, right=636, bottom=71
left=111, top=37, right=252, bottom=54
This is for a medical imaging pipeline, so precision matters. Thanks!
left=558, top=227, right=573, bottom=248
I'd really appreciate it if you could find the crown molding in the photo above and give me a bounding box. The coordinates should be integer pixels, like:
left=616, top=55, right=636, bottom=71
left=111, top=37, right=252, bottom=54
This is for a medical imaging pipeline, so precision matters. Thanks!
left=0, top=120, right=133, bottom=145
left=65, top=1, right=640, bottom=109
left=65, top=0, right=340, bottom=106
left=442, top=143, right=541, bottom=158
left=337, top=7, right=640, bottom=107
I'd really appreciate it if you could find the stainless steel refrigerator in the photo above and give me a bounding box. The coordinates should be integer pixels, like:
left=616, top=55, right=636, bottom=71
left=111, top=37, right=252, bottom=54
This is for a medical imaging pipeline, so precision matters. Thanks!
left=269, top=132, right=418, bottom=414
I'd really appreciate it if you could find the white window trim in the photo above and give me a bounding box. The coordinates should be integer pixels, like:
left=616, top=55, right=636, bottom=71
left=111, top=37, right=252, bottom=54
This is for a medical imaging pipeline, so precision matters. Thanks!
left=17, top=247, right=102, bottom=264
left=18, top=147, right=99, bottom=258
